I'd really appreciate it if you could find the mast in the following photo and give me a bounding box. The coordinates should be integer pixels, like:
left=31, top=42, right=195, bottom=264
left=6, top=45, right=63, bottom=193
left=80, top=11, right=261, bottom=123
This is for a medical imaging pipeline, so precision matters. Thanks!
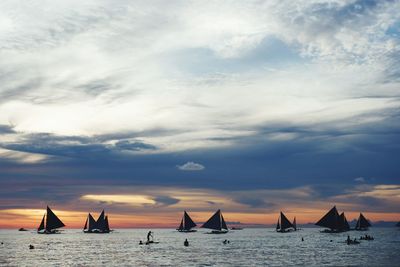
left=338, top=212, right=349, bottom=232
left=177, top=218, right=184, bottom=231
left=220, top=212, right=228, bottom=230
left=88, top=213, right=97, bottom=231
left=38, top=215, right=45, bottom=232
left=104, top=216, right=110, bottom=232
left=276, top=219, right=280, bottom=230
left=83, top=217, right=88, bottom=230
left=96, top=210, right=106, bottom=231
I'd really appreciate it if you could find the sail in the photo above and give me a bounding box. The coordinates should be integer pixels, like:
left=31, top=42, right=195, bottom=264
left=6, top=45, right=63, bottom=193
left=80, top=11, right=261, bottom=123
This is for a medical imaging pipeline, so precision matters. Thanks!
left=38, top=215, right=45, bottom=231
left=315, top=206, right=340, bottom=230
left=83, top=217, right=88, bottom=230
left=280, top=212, right=294, bottom=230
left=356, top=213, right=371, bottom=229
left=221, top=213, right=228, bottom=230
left=338, top=212, right=350, bottom=231
left=293, top=217, right=297, bottom=231
left=88, top=213, right=97, bottom=231
left=183, top=211, right=197, bottom=230
left=96, top=210, right=106, bottom=231
left=201, top=210, right=226, bottom=231
left=276, top=219, right=280, bottom=230
left=177, top=218, right=184, bottom=230
left=104, top=216, right=110, bottom=232
left=45, top=206, right=65, bottom=231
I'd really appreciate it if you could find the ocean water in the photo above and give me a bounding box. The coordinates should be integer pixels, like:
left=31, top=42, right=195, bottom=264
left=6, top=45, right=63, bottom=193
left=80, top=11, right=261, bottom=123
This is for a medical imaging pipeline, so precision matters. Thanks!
left=0, top=228, right=399, bottom=266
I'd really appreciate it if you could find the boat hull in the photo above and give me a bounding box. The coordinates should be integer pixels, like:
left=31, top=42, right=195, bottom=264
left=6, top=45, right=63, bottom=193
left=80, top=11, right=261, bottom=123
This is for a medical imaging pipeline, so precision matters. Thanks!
left=208, top=230, right=229, bottom=234
left=83, top=230, right=110, bottom=234
left=177, top=229, right=197, bottom=233
left=37, top=230, right=61, bottom=234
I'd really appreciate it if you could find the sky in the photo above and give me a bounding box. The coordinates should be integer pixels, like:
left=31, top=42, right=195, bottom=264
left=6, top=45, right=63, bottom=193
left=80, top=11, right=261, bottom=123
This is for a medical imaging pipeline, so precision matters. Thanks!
left=0, top=0, right=399, bottom=228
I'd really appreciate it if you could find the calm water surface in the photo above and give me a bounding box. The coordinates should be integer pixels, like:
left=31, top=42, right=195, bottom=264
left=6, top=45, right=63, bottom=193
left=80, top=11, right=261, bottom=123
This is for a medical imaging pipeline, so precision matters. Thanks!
left=0, top=228, right=399, bottom=266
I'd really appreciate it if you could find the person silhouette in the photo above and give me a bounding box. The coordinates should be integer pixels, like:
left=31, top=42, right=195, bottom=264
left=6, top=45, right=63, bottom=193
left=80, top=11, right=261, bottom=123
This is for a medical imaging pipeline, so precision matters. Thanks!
left=301, top=237, right=304, bottom=242
left=184, top=239, right=189, bottom=247
left=147, top=231, right=153, bottom=243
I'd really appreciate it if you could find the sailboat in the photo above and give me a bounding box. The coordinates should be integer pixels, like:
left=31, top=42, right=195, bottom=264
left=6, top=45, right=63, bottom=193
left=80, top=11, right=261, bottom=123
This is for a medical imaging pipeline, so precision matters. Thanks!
left=83, top=210, right=111, bottom=233
left=201, top=209, right=228, bottom=234
left=315, top=206, right=343, bottom=233
left=177, top=211, right=197, bottom=232
left=276, top=212, right=295, bottom=232
left=355, top=213, right=371, bottom=231
left=37, top=206, right=65, bottom=234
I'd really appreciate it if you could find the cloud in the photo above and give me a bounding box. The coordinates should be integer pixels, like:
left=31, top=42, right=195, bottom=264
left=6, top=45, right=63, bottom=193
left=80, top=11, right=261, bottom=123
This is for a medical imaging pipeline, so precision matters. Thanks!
left=355, top=177, right=366, bottom=183
left=177, top=161, right=205, bottom=171
left=0, top=0, right=399, bottom=222
left=152, top=196, right=180, bottom=206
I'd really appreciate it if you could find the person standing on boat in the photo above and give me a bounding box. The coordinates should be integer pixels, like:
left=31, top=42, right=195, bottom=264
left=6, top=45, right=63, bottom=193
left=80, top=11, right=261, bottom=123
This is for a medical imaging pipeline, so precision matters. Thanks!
left=147, top=231, right=153, bottom=243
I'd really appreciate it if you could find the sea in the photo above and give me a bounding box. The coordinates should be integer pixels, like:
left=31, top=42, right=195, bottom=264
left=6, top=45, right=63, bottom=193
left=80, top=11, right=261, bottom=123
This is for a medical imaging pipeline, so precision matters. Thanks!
left=0, top=228, right=399, bottom=266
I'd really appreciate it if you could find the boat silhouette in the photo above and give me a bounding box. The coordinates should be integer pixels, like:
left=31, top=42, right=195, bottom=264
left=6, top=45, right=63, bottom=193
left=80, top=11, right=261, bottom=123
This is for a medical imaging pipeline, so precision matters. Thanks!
left=355, top=213, right=371, bottom=231
left=83, top=210, right=111, bottom=233
left=201, top=209, right=228, bottom=234
left=315, top=206, right=350, bottom=233
left=37, top=206, right=65, bottom=234
left=177, top=211, right=197, bottom=232
left=276, top=211, right=296, bottom=232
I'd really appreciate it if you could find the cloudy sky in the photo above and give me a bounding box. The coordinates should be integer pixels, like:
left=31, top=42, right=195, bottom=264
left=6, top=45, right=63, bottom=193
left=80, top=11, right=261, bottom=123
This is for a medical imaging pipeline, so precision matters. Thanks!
left=0, top=0, right=399, bottom=228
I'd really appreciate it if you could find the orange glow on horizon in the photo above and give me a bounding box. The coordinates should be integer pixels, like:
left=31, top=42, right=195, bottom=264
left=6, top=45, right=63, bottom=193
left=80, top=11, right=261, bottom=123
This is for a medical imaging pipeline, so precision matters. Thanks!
left=0, top=208, right=399, bottom=229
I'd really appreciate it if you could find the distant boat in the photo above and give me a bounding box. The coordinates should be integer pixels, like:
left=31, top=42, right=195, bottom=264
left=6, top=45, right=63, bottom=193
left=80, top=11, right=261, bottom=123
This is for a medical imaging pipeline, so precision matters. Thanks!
left=201, top=209, right=228, bottom=234
left=315, top=206, right=345, bottom=233
left=83, top=210, right=110, bottom=233
left=276, top=212, right=295, bottom=232
left=230, top=227, right=243, bottom=230
left=18, top=228, right=28, bottom=231
left=293, top=217, right=297, bottom=231
left=177, top=211, right=197, bottom=232
left=355, top=213, right=371, bottom=231
left=37, top=206, right=65, bottom=234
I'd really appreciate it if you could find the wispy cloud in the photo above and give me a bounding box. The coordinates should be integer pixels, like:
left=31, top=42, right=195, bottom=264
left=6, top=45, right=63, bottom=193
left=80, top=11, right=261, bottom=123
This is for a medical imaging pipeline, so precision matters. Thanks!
left=177, top=162, right=205, bottom=171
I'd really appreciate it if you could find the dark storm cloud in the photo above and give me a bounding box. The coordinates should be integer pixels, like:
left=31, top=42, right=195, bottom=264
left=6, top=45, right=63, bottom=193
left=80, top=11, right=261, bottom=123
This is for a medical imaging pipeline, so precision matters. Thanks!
left=0, top=132, right=157, bottom=159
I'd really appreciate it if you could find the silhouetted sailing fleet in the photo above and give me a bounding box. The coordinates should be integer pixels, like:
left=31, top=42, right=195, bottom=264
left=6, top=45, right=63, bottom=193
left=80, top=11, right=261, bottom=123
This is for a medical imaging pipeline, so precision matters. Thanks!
left=315, top=206, right=371, bottom=232
left=32, top=205, right=397, bottom=240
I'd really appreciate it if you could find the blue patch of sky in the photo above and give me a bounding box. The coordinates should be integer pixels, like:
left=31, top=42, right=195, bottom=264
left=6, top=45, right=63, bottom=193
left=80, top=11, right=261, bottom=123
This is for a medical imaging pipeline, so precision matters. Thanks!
left=165, top=36, right=306, bottom=75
